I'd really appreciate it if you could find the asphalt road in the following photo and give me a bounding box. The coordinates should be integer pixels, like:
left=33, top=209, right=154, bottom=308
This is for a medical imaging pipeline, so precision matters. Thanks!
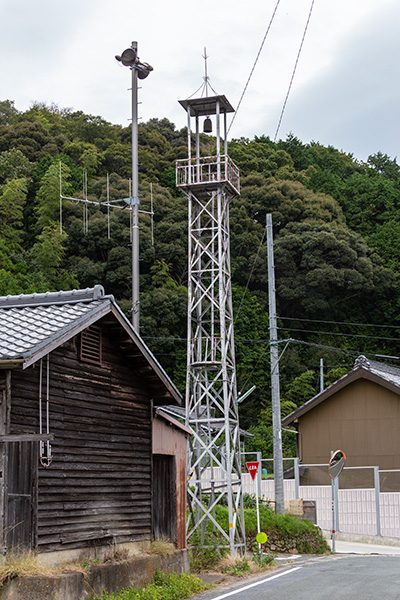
left=194, top=554, right=400, bottom=600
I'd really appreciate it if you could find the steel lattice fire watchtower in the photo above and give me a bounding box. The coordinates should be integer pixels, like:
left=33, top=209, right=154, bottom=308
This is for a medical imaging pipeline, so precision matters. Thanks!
left=176, top=94, right=246, bottom=555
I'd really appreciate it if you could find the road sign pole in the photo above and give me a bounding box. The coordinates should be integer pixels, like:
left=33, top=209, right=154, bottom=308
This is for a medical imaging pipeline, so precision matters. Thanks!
left=246, top=461, right=261, bottom=537
left=328, top=449, right=346, bottom=554
left=256, top=531, right=268, bottom=560
left=256, top=469, right=260, bottom=536
left=331, top=476, right=336, bottom=553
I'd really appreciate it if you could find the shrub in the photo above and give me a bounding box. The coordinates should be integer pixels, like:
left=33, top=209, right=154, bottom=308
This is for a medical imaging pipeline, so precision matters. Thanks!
left=244, top=506, right=329, bottom=554
left=189, top=530, right=229, bottom=572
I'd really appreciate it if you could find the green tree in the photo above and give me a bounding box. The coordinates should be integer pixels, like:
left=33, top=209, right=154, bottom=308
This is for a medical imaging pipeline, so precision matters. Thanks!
left=30, top=223, right=79, bottom=289
left=274, top=221, right=398, bottom=322
left=0, top=177, right=28, bottom=250
left=283, top=369, right=317, bottom=407
left=0, top=100, right=20, bottom=125
left=36, top=161, right=71, bottom=231
left=0, top=148, right=33, bottom=183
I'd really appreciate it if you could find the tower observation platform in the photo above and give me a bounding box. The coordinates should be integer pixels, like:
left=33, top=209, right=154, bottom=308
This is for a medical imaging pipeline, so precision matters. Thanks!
left=176, top=96, right=240, bottom=197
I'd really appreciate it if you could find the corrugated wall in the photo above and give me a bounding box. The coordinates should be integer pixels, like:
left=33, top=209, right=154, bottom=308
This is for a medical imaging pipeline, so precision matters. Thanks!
left=152, top=416, right=187, bottom=549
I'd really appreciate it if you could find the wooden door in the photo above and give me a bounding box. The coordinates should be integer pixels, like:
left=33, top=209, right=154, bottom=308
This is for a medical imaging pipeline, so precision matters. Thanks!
left=5, top=441, right=37, bottom=551
left=152, top=454, right=177, bottom=543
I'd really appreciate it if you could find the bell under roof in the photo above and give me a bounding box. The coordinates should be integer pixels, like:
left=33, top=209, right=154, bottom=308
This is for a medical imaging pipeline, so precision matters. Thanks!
left=178, top=95, right=235, bottom=117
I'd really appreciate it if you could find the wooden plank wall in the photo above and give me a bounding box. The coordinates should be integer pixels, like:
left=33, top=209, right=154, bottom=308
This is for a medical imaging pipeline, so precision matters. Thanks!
left=9, top=326, right=152, bottom=553
left=0, top=371, right=6, bottom=550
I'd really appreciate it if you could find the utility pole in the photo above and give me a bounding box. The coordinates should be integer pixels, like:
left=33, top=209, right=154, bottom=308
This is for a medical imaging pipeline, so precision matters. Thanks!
left=130, top=42, right=140, bottom=332
left=59, top=41, right=153, bottom=332
left=320, top=358, right=324, bottom=392
left=116, top=42, right=153, bottom=331
left=266, top=214, right=284, bottom=515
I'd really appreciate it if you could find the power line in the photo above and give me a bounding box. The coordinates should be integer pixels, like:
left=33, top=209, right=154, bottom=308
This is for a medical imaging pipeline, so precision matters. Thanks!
left=227, top=0, right=282, bottom=136
left=279, top=326, right=400, bottom=343
left=274, top=0, right=316, bottom=142
left=289, top=338, right=360, bottom=358
left=278, top=315, right=400, bottom=330
left=234, top=229, right=266, bottom=324
left=144, top=335, right=400, bottom=364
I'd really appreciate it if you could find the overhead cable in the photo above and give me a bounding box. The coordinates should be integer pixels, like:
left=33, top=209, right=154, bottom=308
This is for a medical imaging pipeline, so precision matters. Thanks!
left=234, top=229, right=266, bottom=325
left=279, top=326, right=399, bottom=343
left=227, top=0, right=282, bottom=136
left=278, top=315, right=400, bottom=330
left=274, top=0, right=316, bottom=142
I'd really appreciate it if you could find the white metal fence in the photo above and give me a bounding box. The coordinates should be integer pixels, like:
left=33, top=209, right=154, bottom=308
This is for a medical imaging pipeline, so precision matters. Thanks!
left=242, top=472, right=400, bottom=539
left=199, top=466, right=400, bottom=539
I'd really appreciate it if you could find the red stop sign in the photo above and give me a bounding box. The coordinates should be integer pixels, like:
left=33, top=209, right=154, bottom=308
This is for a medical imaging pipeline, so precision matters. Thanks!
left=246, top=461, right=260, bottom=481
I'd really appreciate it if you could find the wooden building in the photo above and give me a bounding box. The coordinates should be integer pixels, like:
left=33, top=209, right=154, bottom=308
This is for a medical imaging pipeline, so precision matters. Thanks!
left=152, top=409, right=191, bottom=550
left=0, top=286, right=186, bottom=561
left=282, top=355, right=400, bottom=486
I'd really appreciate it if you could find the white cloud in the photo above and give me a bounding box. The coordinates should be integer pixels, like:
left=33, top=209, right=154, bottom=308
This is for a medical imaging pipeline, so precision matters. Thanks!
left=0, top=0, right=398, bottom=159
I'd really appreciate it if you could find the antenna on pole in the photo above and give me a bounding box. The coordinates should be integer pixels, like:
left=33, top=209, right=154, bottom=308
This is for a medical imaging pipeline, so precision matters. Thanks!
left=115, top=41, right=153, bottom=331
left=57, top=42, right=154, bottom=331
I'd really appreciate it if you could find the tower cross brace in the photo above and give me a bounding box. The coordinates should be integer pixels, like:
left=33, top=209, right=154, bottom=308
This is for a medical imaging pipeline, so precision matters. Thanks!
left=176, top=93, right=245, bottom=555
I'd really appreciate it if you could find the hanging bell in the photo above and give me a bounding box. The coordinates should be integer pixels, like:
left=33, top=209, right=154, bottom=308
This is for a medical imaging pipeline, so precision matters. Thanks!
left=203, top=117, right=212, bottom=133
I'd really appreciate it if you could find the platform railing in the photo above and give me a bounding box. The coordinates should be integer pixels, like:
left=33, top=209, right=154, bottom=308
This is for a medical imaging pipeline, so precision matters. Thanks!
left=176, top=155, right=240, bottom=195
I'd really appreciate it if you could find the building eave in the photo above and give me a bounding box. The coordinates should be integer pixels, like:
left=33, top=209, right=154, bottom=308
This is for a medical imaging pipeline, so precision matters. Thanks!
left=282, top=366, right=400, bottom=427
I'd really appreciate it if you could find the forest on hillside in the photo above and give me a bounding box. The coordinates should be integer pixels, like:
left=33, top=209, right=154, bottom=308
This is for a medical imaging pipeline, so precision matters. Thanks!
left=1, top=98, right=400, bottom=457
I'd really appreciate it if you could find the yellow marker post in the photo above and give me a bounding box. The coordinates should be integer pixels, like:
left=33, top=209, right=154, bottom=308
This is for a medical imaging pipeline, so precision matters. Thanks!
left=256, top=531, right=268, bottom=560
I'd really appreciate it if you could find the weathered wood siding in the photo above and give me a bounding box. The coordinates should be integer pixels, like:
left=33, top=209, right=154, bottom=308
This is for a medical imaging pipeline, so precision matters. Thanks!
left=152, top=455, right=177, bottom=543
left=0, top=371, right=8, bottom=550
left=6, top=441, right=38, bottom=550
left=8, top=323, right=153, bottom=553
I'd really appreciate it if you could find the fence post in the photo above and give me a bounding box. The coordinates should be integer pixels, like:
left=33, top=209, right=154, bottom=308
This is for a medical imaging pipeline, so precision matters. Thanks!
left=335, top=477, right=340, bottom=532
left=256, top=451, right=262, bottom=500
left=374, top=466, right=381, bottom=537
left=294, top=458, right=300, bottom=500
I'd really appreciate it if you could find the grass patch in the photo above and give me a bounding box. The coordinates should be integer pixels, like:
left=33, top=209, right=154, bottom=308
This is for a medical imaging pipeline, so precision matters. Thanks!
left=221, top=556, right=251, bottom=577
left=103, top=545, right=131, bottom=564
left=90, top=570, right=206, bottom=600
left=147, top=540, right=176, bottom=555
left=0, top=551, right=71, bottom=587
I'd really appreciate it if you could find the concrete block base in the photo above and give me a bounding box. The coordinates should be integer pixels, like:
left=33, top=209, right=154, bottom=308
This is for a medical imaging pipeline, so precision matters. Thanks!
left=0, top=549, right=190, bottom=600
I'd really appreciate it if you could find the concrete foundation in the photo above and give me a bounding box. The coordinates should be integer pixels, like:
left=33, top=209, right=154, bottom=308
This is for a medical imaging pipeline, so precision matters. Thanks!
left=36, top=540, right=151, bottom=568
left=322, top=530, right=400, bottom=547
left=0, top=549, right=190, bottom=600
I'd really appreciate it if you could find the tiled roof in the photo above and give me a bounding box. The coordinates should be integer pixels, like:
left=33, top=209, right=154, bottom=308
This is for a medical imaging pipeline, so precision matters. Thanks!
left=368, top=360, right=400, bottom=388
left=0, top=286, right=182, bottom=404
left=0, top=300, right=104, bottom=360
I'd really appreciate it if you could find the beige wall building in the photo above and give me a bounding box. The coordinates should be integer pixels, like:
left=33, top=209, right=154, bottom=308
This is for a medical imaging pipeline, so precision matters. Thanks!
left=282, top=356, right=400, bottom=486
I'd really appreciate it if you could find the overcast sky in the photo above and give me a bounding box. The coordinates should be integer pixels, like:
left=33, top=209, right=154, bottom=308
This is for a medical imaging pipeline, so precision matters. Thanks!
left=1, top=0, right=399, bottom=162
